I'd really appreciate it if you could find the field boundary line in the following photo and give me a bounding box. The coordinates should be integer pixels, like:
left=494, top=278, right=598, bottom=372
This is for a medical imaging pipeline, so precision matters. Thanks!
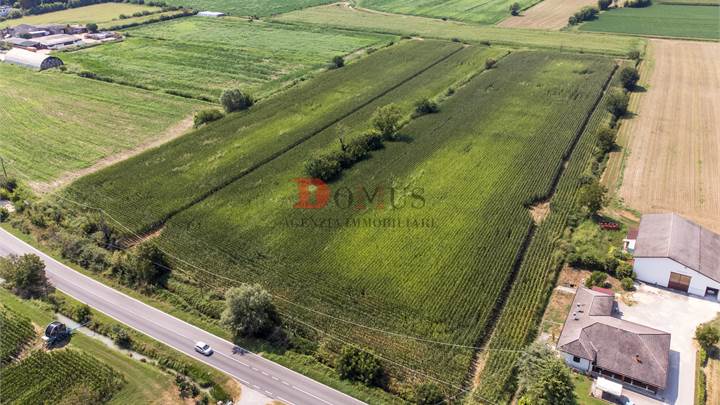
left=136, top=43, right=467, bottom=235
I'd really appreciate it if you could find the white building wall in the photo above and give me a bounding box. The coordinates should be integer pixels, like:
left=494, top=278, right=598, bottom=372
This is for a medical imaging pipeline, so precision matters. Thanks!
left=562, top=352, right=591, bottom=372
left=634, top=257, right=720, bottom=300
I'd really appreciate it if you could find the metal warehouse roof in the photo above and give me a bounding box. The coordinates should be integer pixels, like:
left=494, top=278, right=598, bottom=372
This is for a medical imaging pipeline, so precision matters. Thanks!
left=36, top=34, right=79, bottom=47
left=3, top=48, right=63, bottom=71
left=634, top=213, right=720, bottom=283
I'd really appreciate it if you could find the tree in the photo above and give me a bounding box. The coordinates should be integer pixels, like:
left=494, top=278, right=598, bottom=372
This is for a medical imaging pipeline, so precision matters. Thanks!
left=521, top=361, right=577, bottom=405
left=336, top=346, right=383, bottom=387
left=598, top=0, right=611, bottom=9
left=372, top=104, right=403, bottom=140
left=509, top=2, right=521, bottom=15
left=85, top=23, right=98, bottom=33
left=578, top=180, right=606, bottom=214
left=696, top=324, right=720, bottom=350
left=585, top=271, right=608, bottom=288
left=627, top=50, right=641, bottom=60
left=219, top=89, right=254, bottom=113
left=0, top=254, right=52, bottom=299
left=129, top=243, right=170, bottom=289
left=414, top=98, right=439, bottom=115
left=619, top=66, right=640, bottom=91
left=485, top=58, right=497, bottom=69
left=517, top=342, right=557, bottom=391
left=606, top=88, right=629, bottom=118
left=330, top=55, right=345, bottom=69
left=596, top=126, right=616, bottom=154
left=415, top=383, right=445, bottom=405
left=304, top=155, right=342, bottom=181
left=221, top=284, right=280, bottom=338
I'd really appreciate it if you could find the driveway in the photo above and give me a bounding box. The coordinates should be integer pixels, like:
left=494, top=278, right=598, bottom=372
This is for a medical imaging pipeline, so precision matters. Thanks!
left=616, top=283, right=720, bottom=405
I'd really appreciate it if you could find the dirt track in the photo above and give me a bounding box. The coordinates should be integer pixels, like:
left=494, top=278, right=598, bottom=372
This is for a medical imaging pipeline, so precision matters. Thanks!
left=497, top=0, right=598, bottom=30
left=618, top=39, right=720, bottom=232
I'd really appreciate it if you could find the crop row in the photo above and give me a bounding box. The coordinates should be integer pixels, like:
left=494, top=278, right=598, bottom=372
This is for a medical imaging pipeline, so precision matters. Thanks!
left=473, top=63, right=622, bottom=403
left=0, top=349, right=124, bottom=404
left=0, top=307, right=35, bottom=366
left=151, top=51, right=616, bottom=386
left=66, top=39, right=465, bottom=234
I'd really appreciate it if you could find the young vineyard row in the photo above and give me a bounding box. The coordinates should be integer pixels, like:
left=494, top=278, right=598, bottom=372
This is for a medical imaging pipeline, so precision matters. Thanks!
left=66, top=40, right=465, bottom=234
left=473, top=63, right=623, bottom=403
left=0, top=349, right=125, bottom=404
left=0, top=307, right=35, bottom=365
left=143, top=51, right=616, bottom=386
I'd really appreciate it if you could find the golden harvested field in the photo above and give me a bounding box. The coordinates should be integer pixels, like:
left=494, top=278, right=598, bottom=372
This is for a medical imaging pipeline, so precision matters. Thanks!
left=617, top=39, right=720, bottom=232
left=496, top=0, right=597, bottom=30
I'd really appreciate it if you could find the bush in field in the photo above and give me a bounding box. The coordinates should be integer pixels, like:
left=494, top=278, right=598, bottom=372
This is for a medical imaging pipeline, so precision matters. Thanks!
left=344, top=138, right=371, bottom=161
left=112, top=326, right=133, bottom=348
left=696, top=324, right=720, bottom=350
left=606, top=88, right=629, bottom=118
left=598, top=0, right=611, bottom=9
left=219, top=89, right=254, bottom=113
left=336, top=346, right=384, bottom=387
left=330, top=55, right=345, bottom=69
left=85, top=23, right=98, bottom=33
left=221, top=284, right=280, bottom=338
left=359, top=131, right=384, bottom=151
left=415, top=383, right=444, bottom=405
left=578, top=180, right=606, bottom=214
left=372, top=104, right=403, bottom=140
left=304, top=155, right=342, bottom=182
left=585, top=271, right=608, bottom=288
left=595, top=126, right=616, bottom=154
left=0, top=254, right=52, bottom=299
left=621, top=277, right=634, bottom=291
left=485, top=58, right=497, bottom=69
left=193, top=109, right=224, bottom=128
left=509, top=2, right=521, bottom=15
left=619, top=67, right=640, bottom=91
left=414, top=98, right=439, bottom=115
left=627, top=50, right=641, bottom=60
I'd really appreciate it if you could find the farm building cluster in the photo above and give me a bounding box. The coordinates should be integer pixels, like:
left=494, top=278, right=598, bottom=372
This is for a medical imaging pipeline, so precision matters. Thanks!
left=0, top=23, right=120, bottom=70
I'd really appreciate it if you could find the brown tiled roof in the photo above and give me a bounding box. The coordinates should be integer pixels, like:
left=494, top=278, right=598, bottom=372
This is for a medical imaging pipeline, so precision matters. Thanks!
left=558, top=288, right=670, bottom=389
left=634, top=213, right=720, bottom=283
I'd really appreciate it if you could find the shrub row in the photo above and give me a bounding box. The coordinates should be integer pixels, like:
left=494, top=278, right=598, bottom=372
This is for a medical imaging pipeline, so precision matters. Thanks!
left=304, top=132, right=384, bottom=182
left=0, top=0, right=179, bottom=22
left=568, top=6, right=599, bottom=25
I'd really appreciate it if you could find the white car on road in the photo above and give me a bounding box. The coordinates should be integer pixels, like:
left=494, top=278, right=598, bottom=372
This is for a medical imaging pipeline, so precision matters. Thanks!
left=194, top=341, right=213, bottom=356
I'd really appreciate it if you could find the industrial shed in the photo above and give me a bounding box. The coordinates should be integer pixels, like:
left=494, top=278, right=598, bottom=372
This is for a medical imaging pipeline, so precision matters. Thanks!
left=630, top=213, right=720, bottom=300
left=3, top=48, right=63, bottom=71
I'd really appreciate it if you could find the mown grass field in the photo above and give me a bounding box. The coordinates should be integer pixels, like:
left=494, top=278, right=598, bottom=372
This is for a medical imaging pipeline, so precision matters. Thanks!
left=0, top=64, right=200, bottom=186
left=0, top=3, right=158, bottom=28
left=580, top=4, right=720, bottom=39
left=160, top=0, right=333, bottom=16
left=61, top=18, right=389, bottom=101
left=67, top=40, right=615, bottom=387
left=272, top=4, right=645, bottom=56
left=357, top=0, right=542, bottom=24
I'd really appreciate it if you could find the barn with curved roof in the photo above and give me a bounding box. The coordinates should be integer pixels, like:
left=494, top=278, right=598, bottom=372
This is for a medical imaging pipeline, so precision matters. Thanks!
left=3, top=48, right=63, bottom=71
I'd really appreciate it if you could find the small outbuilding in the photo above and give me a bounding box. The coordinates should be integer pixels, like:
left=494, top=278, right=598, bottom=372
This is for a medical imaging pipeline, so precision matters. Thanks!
left=3, top=48, right=63, bottom=70
left=631, top=213, right=720, bottom=300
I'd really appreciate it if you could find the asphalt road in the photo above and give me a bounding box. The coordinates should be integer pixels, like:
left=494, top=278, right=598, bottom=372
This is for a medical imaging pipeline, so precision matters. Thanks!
left=0, top=227, right=365, bottom=405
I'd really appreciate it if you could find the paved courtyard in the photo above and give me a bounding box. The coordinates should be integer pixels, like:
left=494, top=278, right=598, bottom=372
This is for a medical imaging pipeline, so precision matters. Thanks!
left=616, top=283, right=720, bottom=405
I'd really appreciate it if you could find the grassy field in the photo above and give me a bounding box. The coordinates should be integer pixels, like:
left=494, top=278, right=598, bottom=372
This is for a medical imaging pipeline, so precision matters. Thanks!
left=67, top=40, right=465, bottom=231
left=580, top=4, right=720, bottom=39
left=0, top=63, right=200, bottom=187
left=272, top=4, right=645, bottom=56
left=357, top=0, right=542, bottom=24
left=0, top=289, right=178, bottom=405
left=61, top=18, right=390, bottom=101
left=160, top=0, right=333, bottom=16
left=97, top=9, right=191, bottom=30
left=0, top=3, right=158, bottom=28
left=67, top=42, right=615, bottom=387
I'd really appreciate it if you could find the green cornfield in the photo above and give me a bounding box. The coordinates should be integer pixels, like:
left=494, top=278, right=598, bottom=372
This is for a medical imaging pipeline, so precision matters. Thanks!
left=67, top=43, right=616, bottom=388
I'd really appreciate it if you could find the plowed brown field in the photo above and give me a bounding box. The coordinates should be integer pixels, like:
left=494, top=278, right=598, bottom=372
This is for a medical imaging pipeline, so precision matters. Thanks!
left=618, top=39, right=720, bottom=231
left=497, top=0, right=597, bottom=30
